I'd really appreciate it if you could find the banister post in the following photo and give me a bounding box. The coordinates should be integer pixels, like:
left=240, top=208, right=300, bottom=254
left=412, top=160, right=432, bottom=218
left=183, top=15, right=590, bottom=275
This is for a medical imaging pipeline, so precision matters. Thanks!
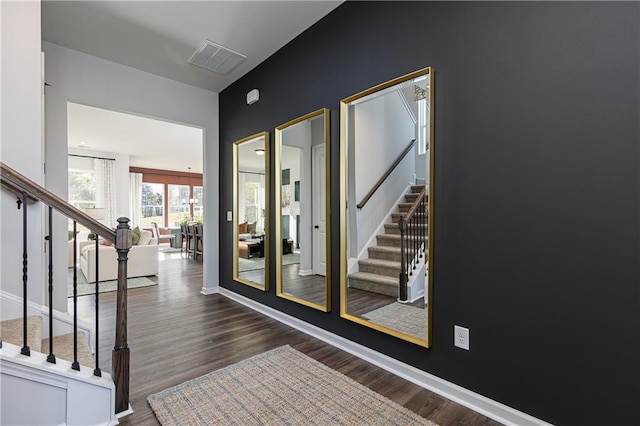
left=113, top=217, right=132, bottom=414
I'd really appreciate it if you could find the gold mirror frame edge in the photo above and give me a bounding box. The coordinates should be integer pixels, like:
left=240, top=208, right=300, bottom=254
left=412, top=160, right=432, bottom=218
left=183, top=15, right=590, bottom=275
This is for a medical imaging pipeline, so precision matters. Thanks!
left=339, top=67, right=434, bottom=347
left=274, top=108, right=331, bottom=312
left=233, top=131, right=270, bottom=292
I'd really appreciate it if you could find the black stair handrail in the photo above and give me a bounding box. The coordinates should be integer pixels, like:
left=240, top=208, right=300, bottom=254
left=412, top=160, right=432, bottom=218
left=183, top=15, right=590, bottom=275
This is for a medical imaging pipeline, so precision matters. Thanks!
left=357, top=139, right=416, bottom=209
left=0, top=161, right=132, bottom=415
left=398, top=186, right=428, bottom=301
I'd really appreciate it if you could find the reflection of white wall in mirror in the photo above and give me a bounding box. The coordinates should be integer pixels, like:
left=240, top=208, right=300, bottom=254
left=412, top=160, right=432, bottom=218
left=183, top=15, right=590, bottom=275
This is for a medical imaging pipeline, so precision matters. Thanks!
left=353, top=93, right=415, bottom=203
left=310, top=117, right=324, bottom=147
left=350, top=90, right=416, bottom=257
left=281, top=122, right=313, bottom=274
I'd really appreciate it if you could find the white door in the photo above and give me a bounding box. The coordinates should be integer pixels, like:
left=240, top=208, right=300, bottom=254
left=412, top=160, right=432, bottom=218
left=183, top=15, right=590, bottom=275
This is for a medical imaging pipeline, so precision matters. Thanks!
left=312, top=145, right=326, bottom=276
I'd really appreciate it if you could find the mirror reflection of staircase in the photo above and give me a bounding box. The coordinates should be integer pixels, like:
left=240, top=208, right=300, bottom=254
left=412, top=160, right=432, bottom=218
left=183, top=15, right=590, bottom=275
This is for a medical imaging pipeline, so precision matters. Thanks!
left=348, top=185, right=427, bottom=297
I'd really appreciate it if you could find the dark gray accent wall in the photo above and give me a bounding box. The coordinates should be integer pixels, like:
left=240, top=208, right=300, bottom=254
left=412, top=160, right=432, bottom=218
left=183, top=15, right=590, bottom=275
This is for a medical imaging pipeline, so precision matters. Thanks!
left=219, top=2, right=639, bottom=424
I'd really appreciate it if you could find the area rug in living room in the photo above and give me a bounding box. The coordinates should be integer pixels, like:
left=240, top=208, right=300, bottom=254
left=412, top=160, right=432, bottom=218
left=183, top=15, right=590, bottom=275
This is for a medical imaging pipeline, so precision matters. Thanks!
left=147, top=345, right=436, bottom=426
left=67, top=268, right=157, bottom=297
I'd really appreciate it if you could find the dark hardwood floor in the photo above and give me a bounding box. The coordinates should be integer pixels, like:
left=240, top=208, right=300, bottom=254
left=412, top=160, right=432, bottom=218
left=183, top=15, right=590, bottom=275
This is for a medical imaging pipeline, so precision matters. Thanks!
left=71, top=250, right=501, bottom=426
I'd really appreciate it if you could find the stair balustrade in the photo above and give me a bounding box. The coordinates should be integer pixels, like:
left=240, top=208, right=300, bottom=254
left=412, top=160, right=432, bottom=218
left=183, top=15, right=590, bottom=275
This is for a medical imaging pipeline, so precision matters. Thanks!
left=0, top=161, right=132, bottom=414
left=398, top=186, right=427, bottom=301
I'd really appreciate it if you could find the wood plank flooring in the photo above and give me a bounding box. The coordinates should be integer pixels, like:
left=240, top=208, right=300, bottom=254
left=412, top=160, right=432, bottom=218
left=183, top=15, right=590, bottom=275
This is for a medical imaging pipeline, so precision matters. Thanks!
left=70, top=251, right=501, bottom=426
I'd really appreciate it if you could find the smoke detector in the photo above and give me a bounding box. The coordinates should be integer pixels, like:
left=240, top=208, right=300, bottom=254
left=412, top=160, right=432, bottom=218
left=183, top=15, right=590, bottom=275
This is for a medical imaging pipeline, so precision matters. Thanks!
left=188, top=40, right=247, bottom=75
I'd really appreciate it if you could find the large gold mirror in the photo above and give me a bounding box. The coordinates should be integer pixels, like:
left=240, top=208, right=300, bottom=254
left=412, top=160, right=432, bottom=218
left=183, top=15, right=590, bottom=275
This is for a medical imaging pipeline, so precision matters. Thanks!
left=275, top=109, right=331, bottom=311
left=340, top=68, right=434, bottom=346
left=233, top=131, right=270, bottom=291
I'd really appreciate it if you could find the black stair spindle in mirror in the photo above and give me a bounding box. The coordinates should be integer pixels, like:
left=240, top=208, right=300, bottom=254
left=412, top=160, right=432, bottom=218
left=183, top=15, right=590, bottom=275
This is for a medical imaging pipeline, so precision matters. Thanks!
left=20, top=191, right=30, bottom=356
left=420, top=195, right=427, bottom=259
left=46, top=207, right=56, bottom=364
left=71, top=220, right=80, bottom=371
left=412, top=209, right=417, bottom=271
left=94, top=236, right=101, bottom=377
left=398, top=216, right=408, bottom=301
left=419, top=196, right=424, bottom=258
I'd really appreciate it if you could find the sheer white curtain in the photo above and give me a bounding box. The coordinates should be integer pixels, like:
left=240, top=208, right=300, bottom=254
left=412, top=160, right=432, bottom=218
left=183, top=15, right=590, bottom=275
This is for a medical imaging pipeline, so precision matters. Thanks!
left=129, top=172, right=142, bottom=227
left=94, top=159, right=117, bottom=227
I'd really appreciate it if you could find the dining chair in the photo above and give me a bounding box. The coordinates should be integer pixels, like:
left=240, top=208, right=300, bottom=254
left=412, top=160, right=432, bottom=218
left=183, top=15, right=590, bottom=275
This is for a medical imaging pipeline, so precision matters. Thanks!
left=180, top=223, right=188, bottom=256
left=152, top=221, right=176, bottom=246
left=194, top=224, right=203, bottom=261
left=186, top=224, right=196, bottom=259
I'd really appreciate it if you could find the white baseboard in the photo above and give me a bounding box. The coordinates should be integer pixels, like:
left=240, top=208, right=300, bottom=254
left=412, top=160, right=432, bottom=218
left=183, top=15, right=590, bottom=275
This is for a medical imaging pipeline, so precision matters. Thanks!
left=115, top=404, right=134, bottom=421
left=200, top=285, right=218, bottom=295
left=298, top=269, right=313, bottom=276
left=218, top=288, right=552, bottom=426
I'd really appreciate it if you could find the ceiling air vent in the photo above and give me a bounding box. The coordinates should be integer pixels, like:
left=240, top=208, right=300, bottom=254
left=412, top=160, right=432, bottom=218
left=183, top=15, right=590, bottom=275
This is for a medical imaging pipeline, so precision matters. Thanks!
left=188, top=40, right=247, bottom=75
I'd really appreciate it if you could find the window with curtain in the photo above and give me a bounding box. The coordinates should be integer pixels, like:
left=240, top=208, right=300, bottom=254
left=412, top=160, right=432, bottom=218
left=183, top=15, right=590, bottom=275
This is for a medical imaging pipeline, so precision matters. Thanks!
left=94, top=158, right=117, bottom=227
left=129, top=172, right=143, bottom=228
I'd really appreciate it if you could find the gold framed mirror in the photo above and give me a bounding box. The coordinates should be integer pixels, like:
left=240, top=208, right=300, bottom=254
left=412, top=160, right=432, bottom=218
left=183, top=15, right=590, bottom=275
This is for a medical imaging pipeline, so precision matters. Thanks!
left=233, top=131, right=270, bottom=291
left=275, top=108, right=331, bottom=311
left=340, top=68, right=434, bottom=346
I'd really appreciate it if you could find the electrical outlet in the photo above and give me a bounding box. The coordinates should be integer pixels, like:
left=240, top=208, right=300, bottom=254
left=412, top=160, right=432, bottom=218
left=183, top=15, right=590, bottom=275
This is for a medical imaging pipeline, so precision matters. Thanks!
left=454, top=325, right=470, bottom=350
left=227, top=211, right=232, bottom=221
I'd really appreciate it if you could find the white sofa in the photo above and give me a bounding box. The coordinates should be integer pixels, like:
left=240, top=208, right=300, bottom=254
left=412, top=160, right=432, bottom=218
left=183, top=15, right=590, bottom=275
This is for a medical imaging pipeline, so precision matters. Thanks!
left=80, top=236, right=159, bottom=283
left=68, top=231, right=91, bottom=268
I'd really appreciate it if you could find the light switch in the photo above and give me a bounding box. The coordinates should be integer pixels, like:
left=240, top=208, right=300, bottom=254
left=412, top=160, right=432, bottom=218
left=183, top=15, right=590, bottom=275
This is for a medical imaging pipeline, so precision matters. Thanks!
left=226, top=211, right=232, bottom=221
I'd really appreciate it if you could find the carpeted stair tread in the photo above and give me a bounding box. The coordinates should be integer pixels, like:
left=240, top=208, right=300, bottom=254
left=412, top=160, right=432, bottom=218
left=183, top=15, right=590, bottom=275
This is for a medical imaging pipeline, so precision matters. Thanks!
left=368, top=245, right=401, bottom=254
left=41, top=333, right=95, bottom=368
left=349, top=272, right=399, bottom=297
left=358, top=258, right=401, bottom=278
left=391, top=212, right=428, bottom=223
left=0, top=316, right=43, bottom=352
left=349, top=272, right=398, bottom=286
left=377, top=234, right=426, bottom=248
left=384, top=223, right=427, bottom=235
left=359, top=258, right=401, bottom=268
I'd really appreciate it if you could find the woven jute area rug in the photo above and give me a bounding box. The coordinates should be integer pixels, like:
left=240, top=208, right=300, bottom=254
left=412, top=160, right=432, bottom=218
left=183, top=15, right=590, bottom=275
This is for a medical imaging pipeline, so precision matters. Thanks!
left=148, top=345, right=437, bottom=425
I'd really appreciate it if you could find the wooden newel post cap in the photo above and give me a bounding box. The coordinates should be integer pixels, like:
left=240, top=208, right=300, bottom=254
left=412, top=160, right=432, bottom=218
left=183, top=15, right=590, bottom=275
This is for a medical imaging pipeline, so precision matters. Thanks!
left=116, top=217, right=132, bottom=250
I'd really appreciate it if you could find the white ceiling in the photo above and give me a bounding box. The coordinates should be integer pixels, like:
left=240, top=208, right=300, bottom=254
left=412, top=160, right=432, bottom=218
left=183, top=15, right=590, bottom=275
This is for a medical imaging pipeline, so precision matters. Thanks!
left=67, top=102, right=205, bottom=173
left=42, top=1, right=342, bottom=92
left=46, top=1, right=341, bottom=174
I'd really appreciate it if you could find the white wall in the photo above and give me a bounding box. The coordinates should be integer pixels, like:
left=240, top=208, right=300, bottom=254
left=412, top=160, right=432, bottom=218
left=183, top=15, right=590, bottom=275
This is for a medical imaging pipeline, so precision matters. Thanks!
left=43, top=41, right=219, bottom=310
left=0, top=1, right=45, bottom=307
left=351, top=92, right=416, bottom=255
left=354, top=92, right=415, bottom=202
